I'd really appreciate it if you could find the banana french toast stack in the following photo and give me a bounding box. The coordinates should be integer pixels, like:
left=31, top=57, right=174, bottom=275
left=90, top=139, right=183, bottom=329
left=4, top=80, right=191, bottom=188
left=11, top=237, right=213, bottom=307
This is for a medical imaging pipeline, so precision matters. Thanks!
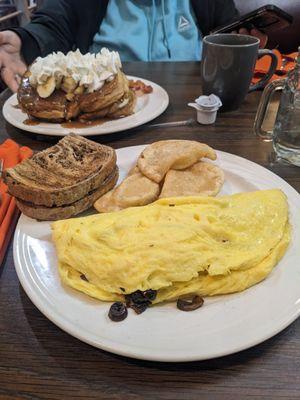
left=17, top=49, right=136, bottom=123
left=18, top=70, right=136, bottom=123
left=3, top=134, right=118, bottom=220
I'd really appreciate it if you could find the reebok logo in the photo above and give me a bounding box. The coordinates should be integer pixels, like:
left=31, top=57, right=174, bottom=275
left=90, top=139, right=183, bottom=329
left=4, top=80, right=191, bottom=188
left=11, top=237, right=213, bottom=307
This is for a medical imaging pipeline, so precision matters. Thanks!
left=178, top=15, right=190, bottom=32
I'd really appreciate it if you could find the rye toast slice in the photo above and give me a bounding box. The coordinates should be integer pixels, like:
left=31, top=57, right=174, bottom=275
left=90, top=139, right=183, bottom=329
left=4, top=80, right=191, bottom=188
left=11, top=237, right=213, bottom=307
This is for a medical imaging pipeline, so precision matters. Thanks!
left=4, top=134, right=117, bottom=207
left=15, top=167, right=118, bottom=221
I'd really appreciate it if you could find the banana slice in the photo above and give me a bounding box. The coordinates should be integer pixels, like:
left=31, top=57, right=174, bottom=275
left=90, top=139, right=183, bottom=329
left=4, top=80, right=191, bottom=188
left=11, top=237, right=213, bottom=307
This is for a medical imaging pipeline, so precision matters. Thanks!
left=66, top=93, right=75, bottom=101
left=61, top=76, right=77, bottom=93
left=55, top=75, right=63, bottom=90
left=74, top=85, right=84, bottom=95
left=37, top=76, right=56, bottom=98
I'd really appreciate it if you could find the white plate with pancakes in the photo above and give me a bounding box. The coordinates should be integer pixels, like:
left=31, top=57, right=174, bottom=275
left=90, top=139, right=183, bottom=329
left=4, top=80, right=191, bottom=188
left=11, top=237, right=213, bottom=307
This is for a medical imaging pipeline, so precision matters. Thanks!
left=3, top=76, right=169, bottom=137
left=13, top=145, right=300, bottom=362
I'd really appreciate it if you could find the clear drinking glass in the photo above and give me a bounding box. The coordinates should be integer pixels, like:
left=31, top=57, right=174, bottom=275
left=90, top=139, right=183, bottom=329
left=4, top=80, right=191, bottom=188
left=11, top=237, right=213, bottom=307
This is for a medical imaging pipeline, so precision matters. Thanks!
left=254, top=48, right=300, bottom=166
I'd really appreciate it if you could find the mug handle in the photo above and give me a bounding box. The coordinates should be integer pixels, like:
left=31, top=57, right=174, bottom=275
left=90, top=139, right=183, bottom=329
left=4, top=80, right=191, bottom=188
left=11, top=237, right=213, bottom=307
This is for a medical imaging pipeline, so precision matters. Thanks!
left=249, top=49, right=278, bottom=92
left=254, top=78, right=285, bottom=141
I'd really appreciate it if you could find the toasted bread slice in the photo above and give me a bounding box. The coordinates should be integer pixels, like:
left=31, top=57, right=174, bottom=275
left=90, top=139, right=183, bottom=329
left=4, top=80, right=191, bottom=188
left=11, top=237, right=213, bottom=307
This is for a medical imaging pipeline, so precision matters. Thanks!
left=4, top=134, right=116, bottom=207
left=18, top=74, right=67, bottom=122
left=108, top=89, right=136, bottom=119
left=79, top=89, right=136, bottom=121
left=16, top=167, right=118, bottom=221
left=79, top=70, right=127, bottom=113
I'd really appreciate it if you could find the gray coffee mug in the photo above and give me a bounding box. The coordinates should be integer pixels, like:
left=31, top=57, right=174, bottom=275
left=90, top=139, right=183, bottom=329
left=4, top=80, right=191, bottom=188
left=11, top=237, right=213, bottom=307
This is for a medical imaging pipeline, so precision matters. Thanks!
left=201, top=34, right=278, bottom=112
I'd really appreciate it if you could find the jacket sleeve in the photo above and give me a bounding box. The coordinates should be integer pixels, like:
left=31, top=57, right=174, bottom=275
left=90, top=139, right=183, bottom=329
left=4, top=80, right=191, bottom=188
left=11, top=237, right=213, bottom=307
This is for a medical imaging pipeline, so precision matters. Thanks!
left=191, top=0, right=239, bottom=36
left=12, top=0, right=78, bottom=65
left=213, top=0, right=239, bottom=29
left=12, top=0, right=105, bottom=65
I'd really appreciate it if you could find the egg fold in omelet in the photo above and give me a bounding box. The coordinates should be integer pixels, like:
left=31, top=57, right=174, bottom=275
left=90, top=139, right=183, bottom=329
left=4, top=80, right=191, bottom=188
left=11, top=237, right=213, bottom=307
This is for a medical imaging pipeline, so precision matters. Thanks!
left=52, top=189, right=290, bottom=304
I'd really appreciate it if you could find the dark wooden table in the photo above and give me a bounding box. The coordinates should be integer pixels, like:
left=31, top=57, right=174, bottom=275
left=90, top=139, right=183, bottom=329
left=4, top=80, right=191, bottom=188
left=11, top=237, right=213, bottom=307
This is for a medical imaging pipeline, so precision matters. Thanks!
left=0, top=62, right=299, bottom=400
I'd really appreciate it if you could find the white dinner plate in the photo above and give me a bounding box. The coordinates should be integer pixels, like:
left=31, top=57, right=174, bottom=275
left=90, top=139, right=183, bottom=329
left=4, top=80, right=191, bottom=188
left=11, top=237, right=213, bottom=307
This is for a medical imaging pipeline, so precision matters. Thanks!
left=13, top=145, right=300, bottom=362
left=3, top=76, right=169, bottom=136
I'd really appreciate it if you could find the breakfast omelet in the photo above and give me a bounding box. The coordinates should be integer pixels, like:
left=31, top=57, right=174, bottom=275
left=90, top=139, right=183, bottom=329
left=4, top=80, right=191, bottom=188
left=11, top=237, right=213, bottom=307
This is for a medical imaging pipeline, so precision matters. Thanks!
left=52, top=189, right=290, bottom=304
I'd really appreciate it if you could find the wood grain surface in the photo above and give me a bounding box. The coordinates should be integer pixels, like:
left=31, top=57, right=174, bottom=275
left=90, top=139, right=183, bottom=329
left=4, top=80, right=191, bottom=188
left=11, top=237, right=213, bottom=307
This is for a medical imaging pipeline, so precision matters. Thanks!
left=0, top=62, right=299, bottom=400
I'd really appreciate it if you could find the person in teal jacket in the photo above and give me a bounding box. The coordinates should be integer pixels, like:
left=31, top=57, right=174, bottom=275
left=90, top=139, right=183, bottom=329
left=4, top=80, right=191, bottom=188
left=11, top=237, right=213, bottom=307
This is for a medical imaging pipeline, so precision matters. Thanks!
left=0, top=0, right=267, bottom=91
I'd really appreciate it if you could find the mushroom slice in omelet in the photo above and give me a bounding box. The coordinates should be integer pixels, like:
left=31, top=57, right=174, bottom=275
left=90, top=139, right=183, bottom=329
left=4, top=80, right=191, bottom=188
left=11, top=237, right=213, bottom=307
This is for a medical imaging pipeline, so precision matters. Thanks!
left=52, top=189, right=290, bottom=304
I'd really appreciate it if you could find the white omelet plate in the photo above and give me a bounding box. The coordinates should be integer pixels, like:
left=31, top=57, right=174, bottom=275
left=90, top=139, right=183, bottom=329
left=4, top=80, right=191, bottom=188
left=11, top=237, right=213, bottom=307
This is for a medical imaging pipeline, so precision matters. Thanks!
left=3, top=76, right=169, bottom=136
left=13, top=146, right=300, bottom=362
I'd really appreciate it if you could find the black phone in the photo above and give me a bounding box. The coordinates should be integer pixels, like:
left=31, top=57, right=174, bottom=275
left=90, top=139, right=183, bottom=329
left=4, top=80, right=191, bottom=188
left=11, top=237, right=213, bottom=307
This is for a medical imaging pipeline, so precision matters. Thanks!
left=211, top=5, right=293, bottom=35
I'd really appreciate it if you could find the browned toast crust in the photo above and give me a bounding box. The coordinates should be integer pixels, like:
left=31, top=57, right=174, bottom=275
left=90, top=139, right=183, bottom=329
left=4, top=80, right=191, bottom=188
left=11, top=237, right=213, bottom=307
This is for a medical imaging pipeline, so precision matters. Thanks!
left=15, top=167, right=118, bottom=221
left=4, top=134, right=117, bottom=207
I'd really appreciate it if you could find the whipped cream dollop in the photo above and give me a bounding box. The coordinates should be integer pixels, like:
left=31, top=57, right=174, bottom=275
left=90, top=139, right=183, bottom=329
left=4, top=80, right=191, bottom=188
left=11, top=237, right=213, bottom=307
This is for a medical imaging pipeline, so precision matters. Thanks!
left=29, top=48, right=122, bottom=93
